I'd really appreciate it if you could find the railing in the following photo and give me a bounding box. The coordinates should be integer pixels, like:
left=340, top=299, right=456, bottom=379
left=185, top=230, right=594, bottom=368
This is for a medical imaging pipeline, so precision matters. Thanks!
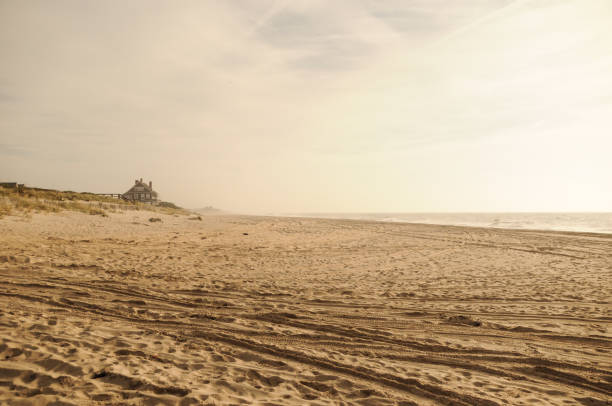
left=96, top=193, right=127, bottom=200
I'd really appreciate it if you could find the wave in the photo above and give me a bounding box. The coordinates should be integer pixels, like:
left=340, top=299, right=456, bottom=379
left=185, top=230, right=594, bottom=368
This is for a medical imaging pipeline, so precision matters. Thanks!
left=285, top=212, right=612, bottom=234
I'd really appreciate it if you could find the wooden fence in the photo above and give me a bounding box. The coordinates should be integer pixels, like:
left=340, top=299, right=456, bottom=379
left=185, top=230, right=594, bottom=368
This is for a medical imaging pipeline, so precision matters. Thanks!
left=96, top=193, right=127, bottom=200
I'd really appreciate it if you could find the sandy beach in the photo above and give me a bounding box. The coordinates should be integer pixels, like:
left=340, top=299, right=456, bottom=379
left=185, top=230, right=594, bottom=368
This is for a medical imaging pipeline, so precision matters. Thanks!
left=0, top=211, right=610, bottom=405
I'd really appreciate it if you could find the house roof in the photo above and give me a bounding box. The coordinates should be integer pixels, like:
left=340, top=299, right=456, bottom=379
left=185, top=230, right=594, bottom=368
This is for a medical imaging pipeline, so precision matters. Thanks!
left=123, top=180, right=158, bottom=196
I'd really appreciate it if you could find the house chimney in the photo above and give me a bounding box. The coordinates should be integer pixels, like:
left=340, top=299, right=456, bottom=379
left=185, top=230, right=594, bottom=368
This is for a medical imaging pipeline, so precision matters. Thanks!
left=135, top=179, right=138, bottom=185
left=149, top=181, right=152, bottom=189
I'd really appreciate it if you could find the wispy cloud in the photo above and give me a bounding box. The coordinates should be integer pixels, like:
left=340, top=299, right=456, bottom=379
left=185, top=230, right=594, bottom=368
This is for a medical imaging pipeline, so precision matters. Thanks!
left=0, top=91, right=18, bottom=103
left=1, top=0, right=610, bottom=211
left=0, top=143, right=34, bottom=158
left=248, top=0, right=291, bottom=35
left=428, top=0, right=529, bottom=47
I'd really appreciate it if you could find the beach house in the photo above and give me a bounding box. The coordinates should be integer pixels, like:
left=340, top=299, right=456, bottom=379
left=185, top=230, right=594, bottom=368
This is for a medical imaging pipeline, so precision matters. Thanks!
left=122, top=178, right=158, bottom=204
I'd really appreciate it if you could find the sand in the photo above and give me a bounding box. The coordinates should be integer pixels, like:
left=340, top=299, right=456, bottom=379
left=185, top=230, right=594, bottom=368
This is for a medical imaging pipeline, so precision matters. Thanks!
left=0, top=211, right=610, bottom=405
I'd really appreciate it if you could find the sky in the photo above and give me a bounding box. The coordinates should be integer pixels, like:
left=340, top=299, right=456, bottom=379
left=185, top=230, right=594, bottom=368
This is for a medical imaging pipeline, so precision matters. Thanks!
left=1, top=0, right=611, bottom=213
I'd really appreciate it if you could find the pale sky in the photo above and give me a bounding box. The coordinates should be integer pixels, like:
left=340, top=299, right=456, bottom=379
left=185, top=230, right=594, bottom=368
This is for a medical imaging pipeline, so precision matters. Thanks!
left=1, top=0, right=611, bottom=212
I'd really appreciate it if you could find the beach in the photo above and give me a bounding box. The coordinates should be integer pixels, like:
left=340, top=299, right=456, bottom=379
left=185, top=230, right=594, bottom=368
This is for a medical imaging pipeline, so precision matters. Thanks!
left=0, top=211, right=610, bottom=405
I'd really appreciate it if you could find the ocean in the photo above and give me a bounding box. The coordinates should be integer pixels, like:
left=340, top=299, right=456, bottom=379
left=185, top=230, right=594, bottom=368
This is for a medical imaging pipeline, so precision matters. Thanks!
left=288, top=212, right=612, bottom=234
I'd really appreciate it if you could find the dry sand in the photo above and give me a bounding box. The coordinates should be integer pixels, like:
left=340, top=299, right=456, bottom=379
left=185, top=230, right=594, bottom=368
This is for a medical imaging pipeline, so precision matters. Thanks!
left=0, top=211, right=610, bottom=405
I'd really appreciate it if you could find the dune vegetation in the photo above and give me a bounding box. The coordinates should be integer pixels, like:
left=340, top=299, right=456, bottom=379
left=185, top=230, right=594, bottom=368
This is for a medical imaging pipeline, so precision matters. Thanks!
left=0, top=186, right=188, bottom=217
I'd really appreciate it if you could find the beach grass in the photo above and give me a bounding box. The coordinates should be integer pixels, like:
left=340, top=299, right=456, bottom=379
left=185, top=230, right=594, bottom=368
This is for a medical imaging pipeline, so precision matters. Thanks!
left=0, top=186, right=189, bottom=217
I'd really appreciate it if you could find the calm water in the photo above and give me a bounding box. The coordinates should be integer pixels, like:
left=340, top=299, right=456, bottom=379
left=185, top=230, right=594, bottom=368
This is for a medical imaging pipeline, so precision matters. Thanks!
left=289, top=213, right=612, bottom=234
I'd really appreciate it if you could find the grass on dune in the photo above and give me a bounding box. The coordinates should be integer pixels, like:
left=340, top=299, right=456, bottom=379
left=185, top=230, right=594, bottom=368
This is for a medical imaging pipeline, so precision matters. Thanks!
left=0, top=187, right=188, bottom=218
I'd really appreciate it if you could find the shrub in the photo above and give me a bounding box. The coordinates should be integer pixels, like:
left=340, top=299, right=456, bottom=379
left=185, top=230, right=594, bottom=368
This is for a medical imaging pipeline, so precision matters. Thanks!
left=0, top=186, right=189, bottom=218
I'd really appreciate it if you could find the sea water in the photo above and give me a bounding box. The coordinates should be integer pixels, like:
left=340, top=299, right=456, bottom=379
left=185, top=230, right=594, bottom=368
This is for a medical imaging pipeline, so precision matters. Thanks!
left=289, top=212, right=612, bottom=234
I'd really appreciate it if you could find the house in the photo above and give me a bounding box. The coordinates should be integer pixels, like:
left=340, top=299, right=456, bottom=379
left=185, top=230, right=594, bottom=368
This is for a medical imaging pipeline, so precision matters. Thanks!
left=122, top=178, right=158, bottom=204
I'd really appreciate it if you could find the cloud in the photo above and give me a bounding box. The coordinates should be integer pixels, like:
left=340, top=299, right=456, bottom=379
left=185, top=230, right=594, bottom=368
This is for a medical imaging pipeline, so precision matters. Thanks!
left=0, top=143, right=34, bottom=158
left=247, top=0, right=291, bottom=35
left=0, top=92, right=17, bottom=104
left=0, top=0, right=610, bottom=211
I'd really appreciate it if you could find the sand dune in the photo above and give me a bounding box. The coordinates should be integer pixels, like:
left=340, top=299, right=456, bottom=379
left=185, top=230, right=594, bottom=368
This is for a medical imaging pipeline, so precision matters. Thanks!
left=0, top=211, right=610, bottom=405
